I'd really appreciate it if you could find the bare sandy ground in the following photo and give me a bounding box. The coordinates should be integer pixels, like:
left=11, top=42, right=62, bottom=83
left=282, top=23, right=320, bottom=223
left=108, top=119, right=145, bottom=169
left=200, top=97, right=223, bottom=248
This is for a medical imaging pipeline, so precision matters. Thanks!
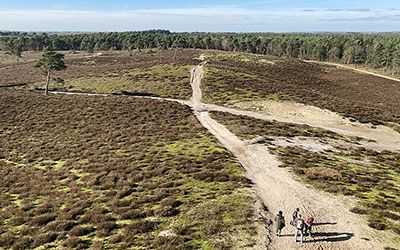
left=230, top=100, right=400, bottom=152
left=252, top=136, right=337, bottom=152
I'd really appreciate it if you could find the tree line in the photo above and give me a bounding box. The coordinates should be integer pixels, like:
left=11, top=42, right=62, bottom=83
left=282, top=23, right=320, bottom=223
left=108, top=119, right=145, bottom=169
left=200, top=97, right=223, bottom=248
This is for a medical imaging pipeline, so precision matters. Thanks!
left=1, top=30, right=400, bottom=70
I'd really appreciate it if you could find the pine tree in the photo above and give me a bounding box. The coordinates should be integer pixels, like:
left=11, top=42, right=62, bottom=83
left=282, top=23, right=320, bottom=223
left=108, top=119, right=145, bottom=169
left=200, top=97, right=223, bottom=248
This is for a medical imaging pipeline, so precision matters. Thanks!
left=35, top=50, right=67, bottom=95
left=372, top=42, right=386, bottom=68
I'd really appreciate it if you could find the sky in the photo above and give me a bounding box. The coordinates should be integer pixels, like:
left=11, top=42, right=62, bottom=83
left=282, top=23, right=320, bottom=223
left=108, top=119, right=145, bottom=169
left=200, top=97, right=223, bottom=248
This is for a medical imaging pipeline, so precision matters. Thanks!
left=1, top=0, right=400, bottom=32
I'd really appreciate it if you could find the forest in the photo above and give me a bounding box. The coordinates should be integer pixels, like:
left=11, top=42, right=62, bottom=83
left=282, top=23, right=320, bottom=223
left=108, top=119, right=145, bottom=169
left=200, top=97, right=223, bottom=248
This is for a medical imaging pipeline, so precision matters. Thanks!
left=1, top=30, right=400, bottom=71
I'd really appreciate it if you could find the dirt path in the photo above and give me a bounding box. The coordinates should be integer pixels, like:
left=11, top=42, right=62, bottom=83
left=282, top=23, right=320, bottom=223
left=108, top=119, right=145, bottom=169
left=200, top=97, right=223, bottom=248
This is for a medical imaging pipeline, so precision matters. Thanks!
left=49, top=90, right=190, bottom=106
left=305, top=60, right=400, bottom=83
left=189, top=60, right=206, bottom=108
left=189, top=62, right=398, bottom=249
left=201, top=102, right=400, bottom=152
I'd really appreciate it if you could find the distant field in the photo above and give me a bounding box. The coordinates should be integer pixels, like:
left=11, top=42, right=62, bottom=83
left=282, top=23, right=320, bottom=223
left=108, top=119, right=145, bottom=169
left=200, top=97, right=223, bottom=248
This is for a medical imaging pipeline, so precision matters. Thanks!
left=202, top=51, right=400, bottom=126
left=0, top=90, right=257, bottom=249
left=211, top=110, right=400, bottom=235
left=0, top=50, right=199, bottom=99
left=2, top=49, right=400, bottom=128
left=0, top=51, right=97, bottom=66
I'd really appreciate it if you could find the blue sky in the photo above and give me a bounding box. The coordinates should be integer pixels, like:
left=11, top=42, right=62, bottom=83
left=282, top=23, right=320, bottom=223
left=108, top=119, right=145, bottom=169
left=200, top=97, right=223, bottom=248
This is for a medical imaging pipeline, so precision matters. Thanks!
left=1, top=0, right=400, bottom=32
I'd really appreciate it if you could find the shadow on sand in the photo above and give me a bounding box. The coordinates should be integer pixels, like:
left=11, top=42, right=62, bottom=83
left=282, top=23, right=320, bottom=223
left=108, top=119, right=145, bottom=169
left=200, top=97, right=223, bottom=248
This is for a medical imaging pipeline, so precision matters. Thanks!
left=278, top=221, right=354, bottom=244
left=279, top=232, right=353, bottom=243
left=114, top=91, right=158, bottom=97
left=314, top=222, right=337, bottom=226
left=307, top=232, right=354, bottom=243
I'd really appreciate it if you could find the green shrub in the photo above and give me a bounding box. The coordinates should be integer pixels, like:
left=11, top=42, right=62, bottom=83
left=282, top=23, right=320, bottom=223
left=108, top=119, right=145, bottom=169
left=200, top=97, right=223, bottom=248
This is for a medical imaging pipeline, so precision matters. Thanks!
left=392, top=224, right=400, bottom=235
left=126, top=220, right=159, bottom=234
left=0, top=232, right=15, bottom=249
left=350, top=207, right=368, bottom=215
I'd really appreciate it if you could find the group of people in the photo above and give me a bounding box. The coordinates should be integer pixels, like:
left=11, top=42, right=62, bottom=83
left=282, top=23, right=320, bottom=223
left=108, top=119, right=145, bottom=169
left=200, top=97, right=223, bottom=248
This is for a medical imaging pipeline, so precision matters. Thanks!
left=274, top=208, right=314, bottom=243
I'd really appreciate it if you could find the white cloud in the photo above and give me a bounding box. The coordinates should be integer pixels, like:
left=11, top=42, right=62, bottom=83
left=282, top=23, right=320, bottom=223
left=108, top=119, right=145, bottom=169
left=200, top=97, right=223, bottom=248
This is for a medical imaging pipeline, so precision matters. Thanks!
left=0, top=7, right=399, bottom=32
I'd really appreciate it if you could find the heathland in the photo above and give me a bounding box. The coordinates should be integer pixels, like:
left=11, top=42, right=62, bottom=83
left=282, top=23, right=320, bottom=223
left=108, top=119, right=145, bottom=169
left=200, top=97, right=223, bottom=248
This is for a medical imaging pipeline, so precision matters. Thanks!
left=1, top=48, right=400, bottom=249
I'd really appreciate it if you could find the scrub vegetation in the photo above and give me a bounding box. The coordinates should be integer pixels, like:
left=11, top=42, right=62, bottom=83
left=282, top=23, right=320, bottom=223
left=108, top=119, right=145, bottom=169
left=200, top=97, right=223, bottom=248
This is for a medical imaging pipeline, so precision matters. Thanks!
left=0, top=89, right=257, bottom=249
left=0, top=50, right=199, bottom=99
left=64, top=64, right=193, bottom=98
left=203, top=51, right=400, bottom=126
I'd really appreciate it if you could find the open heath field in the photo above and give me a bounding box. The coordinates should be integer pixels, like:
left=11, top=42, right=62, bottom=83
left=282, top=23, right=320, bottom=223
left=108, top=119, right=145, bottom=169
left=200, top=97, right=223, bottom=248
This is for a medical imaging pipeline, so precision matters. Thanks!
left=1, top=49, right=400, bottom=249
left=0, top=89, right=261, bottom=249
left=202, top=51, right=400, bottom=127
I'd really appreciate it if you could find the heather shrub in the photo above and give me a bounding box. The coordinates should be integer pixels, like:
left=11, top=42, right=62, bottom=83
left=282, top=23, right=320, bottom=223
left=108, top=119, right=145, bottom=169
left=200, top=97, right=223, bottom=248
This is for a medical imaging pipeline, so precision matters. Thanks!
left=304, top=167, right=342, bottom=181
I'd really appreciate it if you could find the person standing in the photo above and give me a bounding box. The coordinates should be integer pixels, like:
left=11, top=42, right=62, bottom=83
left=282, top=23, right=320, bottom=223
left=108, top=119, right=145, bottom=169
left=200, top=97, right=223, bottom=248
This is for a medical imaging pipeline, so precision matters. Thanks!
left=291, top=208, right=300, bottom=226
left=295, top=214, right=305, bottom=243
left=274, top=211, right=285, bottom=236
left=305, top=216, right=314, bottom=237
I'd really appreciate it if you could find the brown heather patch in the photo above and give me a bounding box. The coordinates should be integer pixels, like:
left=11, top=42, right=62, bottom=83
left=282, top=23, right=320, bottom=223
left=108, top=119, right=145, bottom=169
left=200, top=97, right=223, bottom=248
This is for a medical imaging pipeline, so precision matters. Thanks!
left=0, top=89, right=256, bottom=249
left=0, top=50, right=200, bottom=99
left=204, top=52, right=400, bottom=125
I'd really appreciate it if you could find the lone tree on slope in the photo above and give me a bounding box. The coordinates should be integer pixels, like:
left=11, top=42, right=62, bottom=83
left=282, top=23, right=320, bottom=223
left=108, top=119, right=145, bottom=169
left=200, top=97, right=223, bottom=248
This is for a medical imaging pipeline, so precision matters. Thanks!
left=35, top=50, right=67, bottom=95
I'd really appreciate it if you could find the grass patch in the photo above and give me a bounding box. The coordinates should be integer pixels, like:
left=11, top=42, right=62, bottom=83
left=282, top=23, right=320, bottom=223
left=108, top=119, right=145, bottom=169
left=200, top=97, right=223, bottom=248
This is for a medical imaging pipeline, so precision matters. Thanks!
left=64, top=64, right=193, bottom=99
left=164, top=133, right=226, bottom=159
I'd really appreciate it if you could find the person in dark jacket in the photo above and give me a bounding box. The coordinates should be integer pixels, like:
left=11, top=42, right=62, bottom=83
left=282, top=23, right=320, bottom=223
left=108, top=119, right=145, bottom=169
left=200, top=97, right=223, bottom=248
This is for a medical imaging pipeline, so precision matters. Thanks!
left=275, top=211, right=285, bottom=236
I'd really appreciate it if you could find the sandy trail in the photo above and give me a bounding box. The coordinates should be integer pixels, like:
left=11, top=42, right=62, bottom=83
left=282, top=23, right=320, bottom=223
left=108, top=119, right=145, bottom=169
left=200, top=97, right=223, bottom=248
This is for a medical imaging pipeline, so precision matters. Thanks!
left=189, top=61, right=206, bottom=108
left=305, top=60, right=400, bottom=83
left=197, top=102, right=400, bottom=152
left=189, top=62, right=398, bottom=249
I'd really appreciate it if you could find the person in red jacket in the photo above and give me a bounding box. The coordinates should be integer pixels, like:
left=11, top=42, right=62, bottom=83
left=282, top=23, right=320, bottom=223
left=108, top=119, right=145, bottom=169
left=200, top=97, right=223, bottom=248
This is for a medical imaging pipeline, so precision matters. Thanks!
left=305, top=216, right=314, bottom=237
